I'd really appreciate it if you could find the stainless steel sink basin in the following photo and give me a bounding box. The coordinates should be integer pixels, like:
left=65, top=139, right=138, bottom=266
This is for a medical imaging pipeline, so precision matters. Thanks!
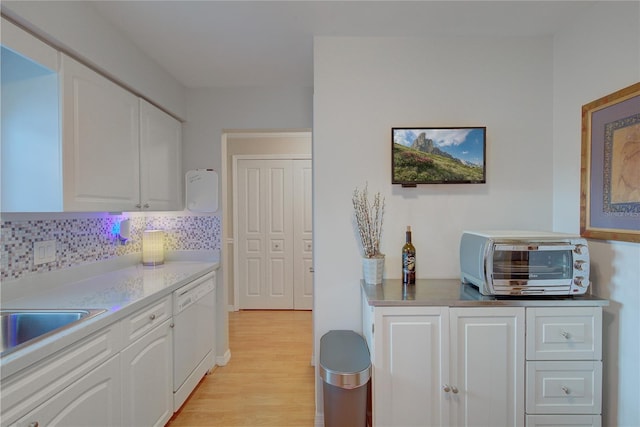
left=1, top=309, right=106, bottom=356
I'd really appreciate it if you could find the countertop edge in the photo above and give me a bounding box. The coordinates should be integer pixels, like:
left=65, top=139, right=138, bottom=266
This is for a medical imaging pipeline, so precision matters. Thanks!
left=1, top=260, right=219, bottom=378
left=362, top=279, right=610, bottom=308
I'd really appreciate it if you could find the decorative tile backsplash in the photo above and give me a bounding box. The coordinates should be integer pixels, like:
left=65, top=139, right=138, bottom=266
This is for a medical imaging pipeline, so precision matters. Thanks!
left=0, top=214, right=221, bottom=281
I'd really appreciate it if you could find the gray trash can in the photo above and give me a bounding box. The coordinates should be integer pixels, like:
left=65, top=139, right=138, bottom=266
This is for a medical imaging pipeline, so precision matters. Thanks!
left=319, top=330, right=371, bottom=427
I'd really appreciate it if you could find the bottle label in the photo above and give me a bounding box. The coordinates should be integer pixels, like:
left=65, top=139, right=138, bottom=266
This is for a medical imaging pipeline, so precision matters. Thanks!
left=403, top=254, right=415, bottom=272
left=402, top=253, right=416, bottom=284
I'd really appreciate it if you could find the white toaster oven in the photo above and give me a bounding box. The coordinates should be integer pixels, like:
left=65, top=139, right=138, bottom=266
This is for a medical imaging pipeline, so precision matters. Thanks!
left=460, top=230, right=590, bottom=296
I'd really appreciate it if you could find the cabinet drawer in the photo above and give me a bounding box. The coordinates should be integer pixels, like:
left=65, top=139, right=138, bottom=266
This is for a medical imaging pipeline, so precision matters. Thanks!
left=0, top=324, right=121, bottom=426
left=526, top=307, right=601, bottom=360
left=123, top=296, right=171, bottom=345
left=526, top=414, right=601, bottom=427
left=526, top=361, right=602, bottom=415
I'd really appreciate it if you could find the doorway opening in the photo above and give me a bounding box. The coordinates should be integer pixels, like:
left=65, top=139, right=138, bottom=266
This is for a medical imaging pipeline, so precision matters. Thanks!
left=221, top=130, right=312, bottom=312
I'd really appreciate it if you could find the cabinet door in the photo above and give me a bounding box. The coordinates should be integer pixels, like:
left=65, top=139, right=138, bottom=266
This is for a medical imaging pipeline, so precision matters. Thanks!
left=373, top=306, right=449, bottom=427
left=449, top=307, right=525, bottom=427
left=121, top=319, right=173, bottom=427
left=61, top=54, right=140, bottom=211
left=139, top=99, right=182, bottom=211
left=12, top=356, right=121, bottom=427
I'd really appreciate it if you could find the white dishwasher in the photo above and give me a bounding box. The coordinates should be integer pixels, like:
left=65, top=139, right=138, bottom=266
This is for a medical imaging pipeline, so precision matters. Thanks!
left=173, top=271, right=216, bottom=411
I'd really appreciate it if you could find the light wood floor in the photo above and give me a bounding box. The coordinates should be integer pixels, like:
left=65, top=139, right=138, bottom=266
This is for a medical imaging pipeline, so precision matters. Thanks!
left=167, top=310, right=315, bottom=427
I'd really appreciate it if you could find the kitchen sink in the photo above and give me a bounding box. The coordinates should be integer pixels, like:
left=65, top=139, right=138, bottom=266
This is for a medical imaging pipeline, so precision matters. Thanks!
left=0, top=309, right=106, bottom=356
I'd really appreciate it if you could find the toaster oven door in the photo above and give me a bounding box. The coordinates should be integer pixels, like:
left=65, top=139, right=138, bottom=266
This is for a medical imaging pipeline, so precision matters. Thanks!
left=491, top=243, right=574, bottom=283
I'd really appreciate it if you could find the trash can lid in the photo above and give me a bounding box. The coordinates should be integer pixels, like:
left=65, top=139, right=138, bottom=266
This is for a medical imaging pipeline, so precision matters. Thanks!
left=319, top=330, right=371, bottom=389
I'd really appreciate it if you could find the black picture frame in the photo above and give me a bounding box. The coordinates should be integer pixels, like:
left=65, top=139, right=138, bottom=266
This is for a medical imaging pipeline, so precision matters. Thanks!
left=392, top=127, right=487, bottom=186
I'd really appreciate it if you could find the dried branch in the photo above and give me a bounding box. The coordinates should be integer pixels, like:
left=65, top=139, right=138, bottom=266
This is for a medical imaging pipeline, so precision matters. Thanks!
left=353, top=184, right=385, bottom=258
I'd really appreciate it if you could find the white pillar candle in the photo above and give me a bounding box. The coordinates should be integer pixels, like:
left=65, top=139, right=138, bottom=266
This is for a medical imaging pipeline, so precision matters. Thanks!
left=142, top=230, right=165, bottom=266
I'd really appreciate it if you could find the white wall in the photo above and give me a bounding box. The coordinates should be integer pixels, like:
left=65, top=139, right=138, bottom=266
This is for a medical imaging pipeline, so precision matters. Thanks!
left=183, top=86, right=313, bottom=174
left=553, top=2, right=640, bottom=426
left=313, top=35, right=555, bottom=414
left=1, top=1, right=186, bottom=118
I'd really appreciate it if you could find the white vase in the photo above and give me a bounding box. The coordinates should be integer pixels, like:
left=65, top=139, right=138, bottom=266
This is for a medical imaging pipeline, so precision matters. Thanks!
left=362, top=255, right=385, bottom=285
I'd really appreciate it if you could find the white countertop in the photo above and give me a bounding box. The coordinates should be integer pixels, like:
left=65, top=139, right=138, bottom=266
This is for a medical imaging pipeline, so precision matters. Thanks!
left=1, top=253, right=219, bottom=377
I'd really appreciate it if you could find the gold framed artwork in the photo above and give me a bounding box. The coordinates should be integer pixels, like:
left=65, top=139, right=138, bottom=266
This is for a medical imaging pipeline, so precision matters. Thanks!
left=580, top=82, right=640, bottom=243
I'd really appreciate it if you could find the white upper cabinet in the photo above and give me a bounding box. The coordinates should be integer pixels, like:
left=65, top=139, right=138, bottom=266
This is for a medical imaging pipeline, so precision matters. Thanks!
left=1, top=20, right=183, bottom=213
left=139, top=99, right=183, bottom=211
left=61, top=54, right=141, bottom=212
left=62, top=54, right=183, bottom=212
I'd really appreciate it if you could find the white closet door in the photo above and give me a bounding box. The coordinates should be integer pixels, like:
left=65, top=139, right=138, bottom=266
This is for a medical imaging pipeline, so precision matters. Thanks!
left=237, top=159, right=294, bottom=309
left=293, top=159, right=313, bottom=310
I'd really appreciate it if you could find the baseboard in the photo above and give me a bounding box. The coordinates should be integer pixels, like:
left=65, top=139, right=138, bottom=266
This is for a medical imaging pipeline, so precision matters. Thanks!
left=216, top=348, right=231, bottom=366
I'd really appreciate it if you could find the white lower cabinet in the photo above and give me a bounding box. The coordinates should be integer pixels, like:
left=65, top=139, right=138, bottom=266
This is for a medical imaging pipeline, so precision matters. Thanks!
left=371, top=306, right=449, bottom=427
left=364, top=301, right=604, bottom=427
left=525, top=307, right=603, bottom=427
left=366, top=305, right=525, bottom=427
left=12, top=356, right=122, bottom=427
left=450, top=308, right=525, bottom=427
left=0, top=325, right=121, bottom=427
left=121, top=308, right=174, bottom=427
left=1, top=297, right=175, bottom=427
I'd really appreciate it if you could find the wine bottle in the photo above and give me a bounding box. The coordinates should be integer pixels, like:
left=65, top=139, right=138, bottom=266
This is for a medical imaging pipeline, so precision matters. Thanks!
left=402, top=226, right=416, bottom=285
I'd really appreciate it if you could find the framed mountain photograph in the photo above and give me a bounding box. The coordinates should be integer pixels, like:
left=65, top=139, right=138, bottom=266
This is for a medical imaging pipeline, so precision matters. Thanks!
left=392, top=127, right=486, bottom=186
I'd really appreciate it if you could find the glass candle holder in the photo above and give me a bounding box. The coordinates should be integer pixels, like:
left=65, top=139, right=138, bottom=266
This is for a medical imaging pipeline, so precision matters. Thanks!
left=142, top=230, right=165, bottom=266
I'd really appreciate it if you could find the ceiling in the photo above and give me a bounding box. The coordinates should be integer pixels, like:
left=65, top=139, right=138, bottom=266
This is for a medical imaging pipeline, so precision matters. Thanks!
left=90, top=1, right=596, bottom=89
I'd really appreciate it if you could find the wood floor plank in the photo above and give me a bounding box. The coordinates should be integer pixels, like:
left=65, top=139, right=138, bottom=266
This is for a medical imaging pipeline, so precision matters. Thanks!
left=167, top=310, right=315, bottom=427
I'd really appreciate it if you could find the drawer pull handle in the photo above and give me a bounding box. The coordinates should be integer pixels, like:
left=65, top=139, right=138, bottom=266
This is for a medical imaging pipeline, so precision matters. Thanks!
left=28, top=422, right=39, bottom=427
left=149, top=314, right=156, bottom=321
left=443, top=385, right=451, bottom=393
left=451, top=386, right=459, bottom=394
left=561, top=386, right=570, bottom=395
left=561, top=331, right=570, bottom=339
